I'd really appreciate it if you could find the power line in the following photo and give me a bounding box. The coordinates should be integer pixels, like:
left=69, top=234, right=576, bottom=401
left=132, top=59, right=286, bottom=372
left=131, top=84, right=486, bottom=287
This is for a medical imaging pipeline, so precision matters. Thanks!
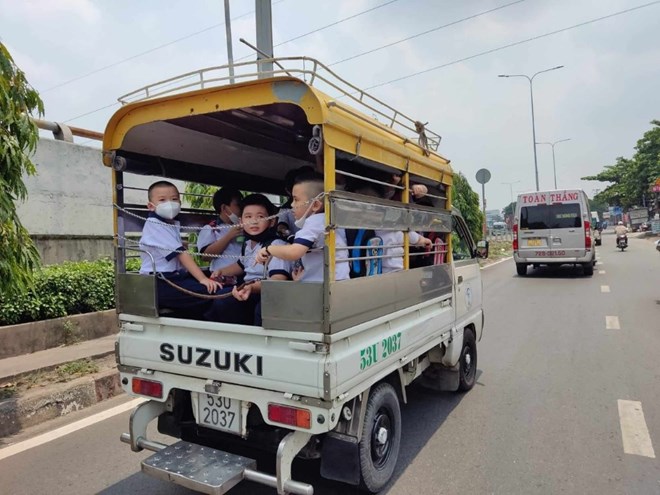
left=63, top=102, right=119, bottom=123
left=329, top=0, right=526, bottom=66
left=59, top=0, right=402, bottom=123
left=361, top=1, right=660, bottom=92
left=272, top=0, right=400, bottom=51
left=44, top=0, right=396, bottom=94
left=42, top=1, right=285, bottom=93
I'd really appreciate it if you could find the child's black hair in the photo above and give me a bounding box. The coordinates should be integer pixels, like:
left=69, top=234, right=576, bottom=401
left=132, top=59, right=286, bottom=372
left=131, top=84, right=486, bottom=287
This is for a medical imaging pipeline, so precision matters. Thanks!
left=212, top=187, right=243, bottom=213
left=240, top=193, right=277, bottom=217
left=148, top=181, right=178, bottom=201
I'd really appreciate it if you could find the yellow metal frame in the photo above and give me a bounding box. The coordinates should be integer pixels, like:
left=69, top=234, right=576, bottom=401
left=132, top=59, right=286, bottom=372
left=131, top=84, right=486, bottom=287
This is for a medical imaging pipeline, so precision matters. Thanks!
left=103, top=75, right=454, bottom=274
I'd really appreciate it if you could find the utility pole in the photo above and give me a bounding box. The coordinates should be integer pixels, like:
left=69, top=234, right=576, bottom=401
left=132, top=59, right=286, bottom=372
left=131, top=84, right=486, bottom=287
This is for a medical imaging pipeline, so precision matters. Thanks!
left=255, top=0, right=273, bottom=78
left=224, top=0, right=235, bottom=84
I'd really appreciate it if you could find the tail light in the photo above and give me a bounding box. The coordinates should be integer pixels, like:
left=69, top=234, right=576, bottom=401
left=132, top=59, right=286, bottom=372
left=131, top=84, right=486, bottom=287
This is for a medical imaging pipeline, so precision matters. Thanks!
left=512, top=223, right=519, bottom=251
left=584, top=220, right=592, bottom=249
left=132, top=377, right=163, bottom=398
left=268, top=403, right=311, bottom=429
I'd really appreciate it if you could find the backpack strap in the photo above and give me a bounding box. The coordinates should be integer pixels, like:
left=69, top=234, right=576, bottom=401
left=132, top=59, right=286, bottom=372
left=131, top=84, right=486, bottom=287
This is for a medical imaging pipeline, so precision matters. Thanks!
left=346, top=228, right=376, bottom=278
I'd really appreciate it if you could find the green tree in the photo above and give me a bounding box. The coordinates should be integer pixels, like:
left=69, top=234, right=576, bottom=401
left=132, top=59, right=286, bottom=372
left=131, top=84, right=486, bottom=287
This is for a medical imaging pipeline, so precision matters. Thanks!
left=502, top=201, right=516, bottom=218
left=451, top=172, right=484, bottom=241
left=582, top=120, right=660, bottom=208
left=0, top=43, right=43, bottom=296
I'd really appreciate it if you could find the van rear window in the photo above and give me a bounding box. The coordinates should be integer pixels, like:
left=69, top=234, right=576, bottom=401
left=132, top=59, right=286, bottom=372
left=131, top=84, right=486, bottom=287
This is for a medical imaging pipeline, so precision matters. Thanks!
left=520, top=204, right=582, bottom=230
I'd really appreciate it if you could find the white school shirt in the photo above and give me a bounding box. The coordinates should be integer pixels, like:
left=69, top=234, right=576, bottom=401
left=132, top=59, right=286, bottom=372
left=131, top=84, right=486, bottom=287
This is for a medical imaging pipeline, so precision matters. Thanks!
left=197, top=218, right=243, bottom=271
left=375, top=230, right=421, bottom=274
left=293, top=213, right=350, bottom=282
left=139, top=213, right=185, bottom=274
left=238, top=238, right=292, bottom=282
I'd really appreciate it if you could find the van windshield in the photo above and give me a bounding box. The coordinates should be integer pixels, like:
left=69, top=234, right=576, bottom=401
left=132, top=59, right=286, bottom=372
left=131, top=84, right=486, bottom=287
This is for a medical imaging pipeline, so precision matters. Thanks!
left=520, top=204, right=582, bottom=230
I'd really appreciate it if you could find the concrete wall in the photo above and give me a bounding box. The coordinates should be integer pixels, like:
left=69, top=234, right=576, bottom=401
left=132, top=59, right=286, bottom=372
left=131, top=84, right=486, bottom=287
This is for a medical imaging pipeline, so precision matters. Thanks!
left=17, top=138, right=185, bottom=264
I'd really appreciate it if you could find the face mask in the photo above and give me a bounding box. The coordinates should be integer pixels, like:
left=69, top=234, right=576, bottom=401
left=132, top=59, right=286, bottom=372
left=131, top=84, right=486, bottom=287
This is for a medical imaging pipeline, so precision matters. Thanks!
left=155, top=201, right=181, bottom=220
left=294, top=193, right=324, bottom=229
left=244, top=229, right=274, bottom=243
left=228, top=213, right=240, bottom=225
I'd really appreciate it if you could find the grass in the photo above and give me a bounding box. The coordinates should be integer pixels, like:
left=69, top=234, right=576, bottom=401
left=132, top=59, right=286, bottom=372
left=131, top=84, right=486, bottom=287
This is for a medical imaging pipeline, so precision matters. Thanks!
left=56, top=359, right=99, bottom=381
left=0, top=384, right=17, bottom=400
left=486, top=239, right=512, bottom=262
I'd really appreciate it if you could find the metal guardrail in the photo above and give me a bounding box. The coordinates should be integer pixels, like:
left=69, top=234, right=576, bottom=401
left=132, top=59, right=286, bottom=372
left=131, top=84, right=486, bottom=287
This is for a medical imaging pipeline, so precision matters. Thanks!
left=117, top=56, right=442, bottom=153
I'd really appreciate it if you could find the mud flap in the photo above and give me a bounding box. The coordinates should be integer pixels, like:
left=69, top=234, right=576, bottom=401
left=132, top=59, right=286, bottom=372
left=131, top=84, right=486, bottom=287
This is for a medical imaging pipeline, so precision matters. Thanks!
left=320, top=433, right=361, bottom=485
left=419, top=363, right=460, bottom=392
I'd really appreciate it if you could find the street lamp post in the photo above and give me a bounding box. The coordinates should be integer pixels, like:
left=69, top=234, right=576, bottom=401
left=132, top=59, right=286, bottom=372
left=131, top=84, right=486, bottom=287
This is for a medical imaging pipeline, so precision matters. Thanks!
left=499, top=65, right=564, bottom=192
left=536, top=138, right=571, bottom=190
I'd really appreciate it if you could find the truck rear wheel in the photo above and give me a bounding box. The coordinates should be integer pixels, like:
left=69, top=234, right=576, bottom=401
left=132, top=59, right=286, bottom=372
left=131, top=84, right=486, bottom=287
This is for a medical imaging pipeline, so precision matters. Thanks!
left=359, top=383, right=401, bottom=493
left=458, top=328, right=477, bottom=391
left=516, top=263, right=527, bottom=276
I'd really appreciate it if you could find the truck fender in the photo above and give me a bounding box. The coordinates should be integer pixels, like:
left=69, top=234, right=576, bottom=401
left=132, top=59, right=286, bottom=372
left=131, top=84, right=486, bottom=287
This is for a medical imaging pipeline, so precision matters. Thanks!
left=441, top=326, right=463, bottom=367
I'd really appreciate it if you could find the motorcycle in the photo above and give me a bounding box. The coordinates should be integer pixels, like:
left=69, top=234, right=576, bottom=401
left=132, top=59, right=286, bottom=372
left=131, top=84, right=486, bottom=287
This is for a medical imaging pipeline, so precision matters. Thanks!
left=617, top=234, right=628, bottom=251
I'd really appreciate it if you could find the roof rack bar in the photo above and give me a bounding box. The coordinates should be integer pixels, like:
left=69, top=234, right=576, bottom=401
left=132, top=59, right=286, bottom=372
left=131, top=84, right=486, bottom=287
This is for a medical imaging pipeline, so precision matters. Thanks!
left=116, top=56, right=442, bottom=152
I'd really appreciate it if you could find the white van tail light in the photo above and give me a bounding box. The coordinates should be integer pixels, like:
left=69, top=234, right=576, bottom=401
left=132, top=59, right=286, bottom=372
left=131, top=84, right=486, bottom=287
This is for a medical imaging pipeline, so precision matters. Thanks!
left=584, top=220, right=592, bottom=249
left=512, top=223, right=519, bottom=251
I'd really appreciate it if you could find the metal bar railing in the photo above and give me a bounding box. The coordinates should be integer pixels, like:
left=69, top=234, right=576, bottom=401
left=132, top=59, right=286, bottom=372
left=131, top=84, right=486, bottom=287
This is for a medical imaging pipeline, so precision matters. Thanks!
left=116, top=56, right=442, bottom=152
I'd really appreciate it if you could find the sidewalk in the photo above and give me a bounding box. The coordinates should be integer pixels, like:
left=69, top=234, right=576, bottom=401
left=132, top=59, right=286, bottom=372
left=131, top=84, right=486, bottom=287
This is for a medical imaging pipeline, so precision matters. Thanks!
left=0, top=334, right=122, bottom=438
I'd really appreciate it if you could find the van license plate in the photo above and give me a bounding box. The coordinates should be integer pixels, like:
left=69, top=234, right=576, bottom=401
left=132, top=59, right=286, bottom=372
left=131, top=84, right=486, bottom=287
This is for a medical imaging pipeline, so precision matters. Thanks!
left=198, top=394, right=241, bottom=435
left=527, top=238, right=542, bottom=247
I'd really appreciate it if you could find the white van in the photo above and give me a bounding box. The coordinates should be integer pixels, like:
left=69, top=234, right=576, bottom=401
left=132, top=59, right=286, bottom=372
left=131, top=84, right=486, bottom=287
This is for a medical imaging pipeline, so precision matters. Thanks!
left=513, top=189, right=596, bottom=276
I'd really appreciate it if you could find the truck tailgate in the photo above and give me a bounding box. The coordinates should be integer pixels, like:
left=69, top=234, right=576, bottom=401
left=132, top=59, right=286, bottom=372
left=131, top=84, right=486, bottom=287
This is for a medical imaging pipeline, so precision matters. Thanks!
left=118, top=314, right=327, bottom=398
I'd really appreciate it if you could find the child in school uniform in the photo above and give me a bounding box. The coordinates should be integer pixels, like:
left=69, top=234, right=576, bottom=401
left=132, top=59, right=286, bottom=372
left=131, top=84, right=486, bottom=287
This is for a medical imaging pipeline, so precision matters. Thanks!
left=255, top=171, right=350, bottom=282
left=197, top=187, right=244, bottom=272
left=139, top=181, right=221, bottom=316
left=204, top=194, right=292, bottom=325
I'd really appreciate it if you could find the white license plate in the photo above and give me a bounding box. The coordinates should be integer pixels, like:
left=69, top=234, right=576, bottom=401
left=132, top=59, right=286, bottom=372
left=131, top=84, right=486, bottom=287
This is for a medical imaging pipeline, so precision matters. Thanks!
left=198, top=394, right=241, bottom=435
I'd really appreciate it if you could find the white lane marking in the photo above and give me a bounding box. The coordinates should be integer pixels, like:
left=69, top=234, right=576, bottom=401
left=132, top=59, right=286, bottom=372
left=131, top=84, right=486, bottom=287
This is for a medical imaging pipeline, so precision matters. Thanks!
left=618, top=400, right=656, bottom=458
left=606, top=316, right=620, bottom=330
left=0, top=398, right=145, bottom=461
left=599, top=270, right=606, bottom=274
left=601, top=285, right=611, bottom=293
left=480, top=256, right=513, bottom=270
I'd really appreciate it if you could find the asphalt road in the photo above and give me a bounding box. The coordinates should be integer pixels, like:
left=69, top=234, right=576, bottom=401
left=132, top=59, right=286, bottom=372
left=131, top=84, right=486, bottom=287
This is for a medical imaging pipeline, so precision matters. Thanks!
left=1, top=234, right=658, bottom=495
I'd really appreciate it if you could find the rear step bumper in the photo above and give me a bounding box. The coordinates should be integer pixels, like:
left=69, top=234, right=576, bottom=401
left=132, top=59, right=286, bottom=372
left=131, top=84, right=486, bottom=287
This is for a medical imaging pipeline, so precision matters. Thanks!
left=121, top=400, right=313, bottom=494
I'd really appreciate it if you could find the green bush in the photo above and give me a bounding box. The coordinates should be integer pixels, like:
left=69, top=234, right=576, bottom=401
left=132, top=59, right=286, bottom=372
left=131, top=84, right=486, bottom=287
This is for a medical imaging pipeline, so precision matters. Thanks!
left=0, top=258, right=125, bottom=326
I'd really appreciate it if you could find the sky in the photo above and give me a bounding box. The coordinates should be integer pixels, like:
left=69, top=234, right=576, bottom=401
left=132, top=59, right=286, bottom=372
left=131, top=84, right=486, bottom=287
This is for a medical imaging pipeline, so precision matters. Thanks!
left=2, top=0, right=659, bottom=211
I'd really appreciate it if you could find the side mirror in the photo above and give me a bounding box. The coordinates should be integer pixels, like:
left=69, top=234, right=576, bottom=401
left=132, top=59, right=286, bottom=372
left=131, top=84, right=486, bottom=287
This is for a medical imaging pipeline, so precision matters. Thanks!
left=476, top=240, right=489, bottom=259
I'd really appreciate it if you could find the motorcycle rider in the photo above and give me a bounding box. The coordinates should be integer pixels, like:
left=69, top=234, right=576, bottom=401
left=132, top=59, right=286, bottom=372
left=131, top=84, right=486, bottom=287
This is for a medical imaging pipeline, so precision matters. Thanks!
left=614, top=221, right=628, bottom=246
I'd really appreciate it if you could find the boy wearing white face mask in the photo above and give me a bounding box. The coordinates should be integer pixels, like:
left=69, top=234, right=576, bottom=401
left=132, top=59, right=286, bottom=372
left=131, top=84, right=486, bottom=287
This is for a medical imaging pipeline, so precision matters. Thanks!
left=139, top=181, right=221, bottom=316
left=255, top=172, right=350, bottom=282
left=197, top=187, right=244, bottom=272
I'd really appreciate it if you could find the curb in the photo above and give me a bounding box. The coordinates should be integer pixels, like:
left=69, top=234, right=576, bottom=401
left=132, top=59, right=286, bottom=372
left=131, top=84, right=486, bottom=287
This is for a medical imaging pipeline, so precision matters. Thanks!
left=0, top=369, right=122, bottom=438
left=0, top=349, right=116, bottom=386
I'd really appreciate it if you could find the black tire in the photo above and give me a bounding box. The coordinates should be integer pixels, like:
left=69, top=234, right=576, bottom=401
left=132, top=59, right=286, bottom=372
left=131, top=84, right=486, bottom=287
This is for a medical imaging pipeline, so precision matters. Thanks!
left=358, top=383, right=402, bottom=493
left=583, top=262, right=594, bottom=276
left=516, top=263, right=527, bottom=276
left=458, top=328, right=477, bottom=392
